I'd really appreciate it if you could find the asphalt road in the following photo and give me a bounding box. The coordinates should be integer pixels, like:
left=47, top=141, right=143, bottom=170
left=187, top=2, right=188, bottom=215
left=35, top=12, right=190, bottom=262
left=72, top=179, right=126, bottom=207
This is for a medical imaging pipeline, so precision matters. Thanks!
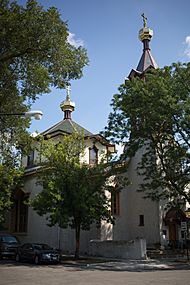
left=0, top=260, right=190, bottom=285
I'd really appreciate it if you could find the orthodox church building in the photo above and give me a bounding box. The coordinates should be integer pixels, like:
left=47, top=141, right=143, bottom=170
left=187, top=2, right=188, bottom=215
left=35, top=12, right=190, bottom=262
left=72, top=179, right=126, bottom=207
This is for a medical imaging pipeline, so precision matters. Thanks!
left=4, top=17, right=189, bottom=255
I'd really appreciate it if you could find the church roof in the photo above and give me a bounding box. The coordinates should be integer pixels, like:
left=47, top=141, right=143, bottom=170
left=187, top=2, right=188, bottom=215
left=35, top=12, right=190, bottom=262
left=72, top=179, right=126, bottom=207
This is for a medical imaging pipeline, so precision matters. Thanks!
left=40, top=85, right=114, bottom=150
left=41, top=118, right=115, bottom=149
left=136, top=47, right=158, bottom=73
left=41, top=118, right=93, bottom=137
left=41, top=85, right=93, bottom=138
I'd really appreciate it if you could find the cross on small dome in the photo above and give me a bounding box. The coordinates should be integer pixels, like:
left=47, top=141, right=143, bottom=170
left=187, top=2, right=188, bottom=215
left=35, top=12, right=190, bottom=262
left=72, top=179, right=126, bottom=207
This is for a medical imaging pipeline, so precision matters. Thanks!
left=60, top=84, right=75, bottom=120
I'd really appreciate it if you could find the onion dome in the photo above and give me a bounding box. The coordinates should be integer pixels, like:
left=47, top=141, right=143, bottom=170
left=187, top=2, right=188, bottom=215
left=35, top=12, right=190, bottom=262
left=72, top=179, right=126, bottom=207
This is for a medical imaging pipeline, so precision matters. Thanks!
left=60, top=85, right=75, bottom=120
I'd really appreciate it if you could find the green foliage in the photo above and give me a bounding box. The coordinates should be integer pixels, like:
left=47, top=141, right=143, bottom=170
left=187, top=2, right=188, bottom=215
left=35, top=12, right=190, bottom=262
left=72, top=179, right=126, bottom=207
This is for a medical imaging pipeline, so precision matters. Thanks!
left=0, top=0, right=88, bottom=152
left=0, top=163, right=23, bottom=225
left=105, top=62, right=190, bottom=205
left=0, top=119, right=31, bottom=224
left=0, top=0, right=88, bottom=223
left=0, top=0, right=88, bottom=106
left=31, top=132, right=125, bottom=258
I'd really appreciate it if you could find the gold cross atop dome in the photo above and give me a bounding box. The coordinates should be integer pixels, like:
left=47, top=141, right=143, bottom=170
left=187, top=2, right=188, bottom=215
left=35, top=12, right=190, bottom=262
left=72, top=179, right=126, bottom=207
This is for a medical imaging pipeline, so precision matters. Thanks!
left=139, top=13, right=153, bottom=42
left=60, top=84, right=75, bottom=120
left=141, top=13, right=147, bottom=28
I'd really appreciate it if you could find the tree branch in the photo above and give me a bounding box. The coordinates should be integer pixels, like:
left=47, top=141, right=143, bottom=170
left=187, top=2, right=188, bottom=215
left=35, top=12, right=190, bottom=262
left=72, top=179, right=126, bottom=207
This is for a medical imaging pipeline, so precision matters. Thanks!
left=0, top=47, right=43, bottom=63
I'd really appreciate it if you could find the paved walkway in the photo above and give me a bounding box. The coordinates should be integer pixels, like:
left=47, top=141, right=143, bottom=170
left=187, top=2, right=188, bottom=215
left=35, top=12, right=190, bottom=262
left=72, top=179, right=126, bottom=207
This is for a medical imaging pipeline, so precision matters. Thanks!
left=1, top=256, right=190, bottom=272
left=61, top=256, right=190, bottom=271
left=1, top=259, right=190, bottom=285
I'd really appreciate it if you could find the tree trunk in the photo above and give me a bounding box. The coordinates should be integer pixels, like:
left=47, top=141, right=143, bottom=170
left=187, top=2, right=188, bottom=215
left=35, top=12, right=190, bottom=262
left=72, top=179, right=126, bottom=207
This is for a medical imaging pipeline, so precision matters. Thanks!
left=74, top=222, right=81, bottom=259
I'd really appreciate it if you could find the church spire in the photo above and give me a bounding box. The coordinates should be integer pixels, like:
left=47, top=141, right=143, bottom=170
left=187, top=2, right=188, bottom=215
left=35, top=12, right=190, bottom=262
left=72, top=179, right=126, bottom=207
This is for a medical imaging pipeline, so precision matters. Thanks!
left=128, top=14, right=158, bottom=79
left=60, top=84, right=75, bottom=120
left=137, top=13, right=158, bottom=73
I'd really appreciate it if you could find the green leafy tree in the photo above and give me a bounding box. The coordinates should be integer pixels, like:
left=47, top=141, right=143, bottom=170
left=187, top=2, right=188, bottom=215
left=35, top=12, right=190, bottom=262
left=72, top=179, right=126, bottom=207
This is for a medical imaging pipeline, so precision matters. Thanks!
left=0, top=0, right=88, bottom=119
left=0, top=0, right=88, bottom=223
left=0, top=117, right=32, bottom=226
left=0, top=0, right=88, bottom=105
left=0, top=164, right=23, bottom=226
left=31, top=133, right=125, bottom=259
left=105, top=62, right=190, bottom=205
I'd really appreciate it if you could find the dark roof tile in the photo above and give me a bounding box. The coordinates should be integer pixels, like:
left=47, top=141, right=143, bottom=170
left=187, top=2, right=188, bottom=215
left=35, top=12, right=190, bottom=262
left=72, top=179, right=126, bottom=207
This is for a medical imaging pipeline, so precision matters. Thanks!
left=41, top=119, right=93, bottom=137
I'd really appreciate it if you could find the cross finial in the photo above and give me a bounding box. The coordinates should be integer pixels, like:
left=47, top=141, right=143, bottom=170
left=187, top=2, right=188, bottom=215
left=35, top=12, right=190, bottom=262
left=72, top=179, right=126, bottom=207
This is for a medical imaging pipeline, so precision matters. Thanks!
left=141, top=13, right=147, bottom=28
left=66, top=84, right=71, bottom=101
left=60, top=83, right=75, bottom=119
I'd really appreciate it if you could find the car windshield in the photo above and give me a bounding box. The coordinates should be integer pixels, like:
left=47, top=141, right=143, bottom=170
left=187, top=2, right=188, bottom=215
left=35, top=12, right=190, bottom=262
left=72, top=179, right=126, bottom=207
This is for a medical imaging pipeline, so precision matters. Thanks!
left=1, top=236, right=18, bottom=243
left=33, top=244, right=52, bottom=250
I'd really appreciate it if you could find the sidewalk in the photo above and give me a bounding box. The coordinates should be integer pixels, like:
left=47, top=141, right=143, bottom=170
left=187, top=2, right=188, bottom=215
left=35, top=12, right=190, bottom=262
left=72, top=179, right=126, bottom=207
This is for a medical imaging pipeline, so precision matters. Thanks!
left=85, top=259, right=190, bottom=271
left=61, top=255, right=190, bottom=271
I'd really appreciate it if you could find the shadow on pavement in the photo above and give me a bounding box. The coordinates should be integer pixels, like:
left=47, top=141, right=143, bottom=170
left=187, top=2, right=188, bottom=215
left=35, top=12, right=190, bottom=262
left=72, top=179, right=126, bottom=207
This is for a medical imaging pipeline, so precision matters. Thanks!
left=1, top=258, right=190, bottom=272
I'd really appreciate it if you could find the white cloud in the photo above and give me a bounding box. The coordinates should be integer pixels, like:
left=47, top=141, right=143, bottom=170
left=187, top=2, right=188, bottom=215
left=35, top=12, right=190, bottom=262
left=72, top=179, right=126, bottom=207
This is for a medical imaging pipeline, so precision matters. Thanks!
left=67, top=32, right=84, bottom=48
left=184, top=35, right=190, bottom=58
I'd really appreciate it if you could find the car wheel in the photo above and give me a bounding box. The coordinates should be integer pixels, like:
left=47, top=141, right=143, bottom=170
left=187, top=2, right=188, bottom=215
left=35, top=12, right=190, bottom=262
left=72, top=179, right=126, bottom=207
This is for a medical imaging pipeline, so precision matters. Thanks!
left=34, top=255, right=40, bottom=265
left=15, top=253, right=20, bottom=262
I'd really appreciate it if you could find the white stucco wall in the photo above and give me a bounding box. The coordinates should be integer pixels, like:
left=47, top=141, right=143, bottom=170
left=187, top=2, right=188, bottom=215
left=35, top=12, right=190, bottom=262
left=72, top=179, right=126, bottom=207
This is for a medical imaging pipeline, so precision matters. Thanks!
left=22, top=137, right=108, bottom=168
left=17, top=174, right=101, bottom=254
left=111, top=147, right=161, bottom=247
left=89, top=238, right=147, bottom=260
left=82, top=139, right=108, bottom=164
left=20, top=136, right=164, bottom=253
left=19, top=135, right=108, bottom=254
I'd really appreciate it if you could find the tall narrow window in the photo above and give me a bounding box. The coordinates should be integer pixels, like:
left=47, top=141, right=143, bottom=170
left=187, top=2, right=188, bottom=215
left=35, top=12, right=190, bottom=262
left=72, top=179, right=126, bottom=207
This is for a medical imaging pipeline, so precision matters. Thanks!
left=11, top=190, right=29, bottom=233
left=139, top=214, right=144, bottom=226
left=27, top=150, right=34, bottom=167
left=111, top=192, right=120, bottom=215
left=89, top=145, right=98, bottom=165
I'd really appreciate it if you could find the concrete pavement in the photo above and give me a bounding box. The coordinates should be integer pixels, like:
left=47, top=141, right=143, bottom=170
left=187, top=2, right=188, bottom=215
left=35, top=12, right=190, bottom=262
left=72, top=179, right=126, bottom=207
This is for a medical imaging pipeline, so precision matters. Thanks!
left=1, top=255, right=190, bottom=271
left=85, top=259, right=190, bottom=271
left=61, top=256, right=190, bottom=271
left=0, top=258, right=190, bottom=285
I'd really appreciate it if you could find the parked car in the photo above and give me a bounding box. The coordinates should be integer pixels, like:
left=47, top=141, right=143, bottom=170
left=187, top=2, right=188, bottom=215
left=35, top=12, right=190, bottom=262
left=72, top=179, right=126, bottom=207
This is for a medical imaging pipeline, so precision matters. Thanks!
left=16, top=243, right=60, bottom=264
left=0, top=233, right=20, bottom=259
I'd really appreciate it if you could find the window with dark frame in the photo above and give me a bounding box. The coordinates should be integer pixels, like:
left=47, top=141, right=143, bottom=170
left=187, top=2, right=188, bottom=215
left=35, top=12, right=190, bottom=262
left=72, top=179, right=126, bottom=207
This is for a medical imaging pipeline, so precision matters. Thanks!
left=139, top=214, right=144, bottom=226
left=27, top=150, right=34, bottom=167
left=111, top=192, right=120, bottom=215
left=89, top=145, right=98, bottom=165
left=11, top=191, right=29, bottom=233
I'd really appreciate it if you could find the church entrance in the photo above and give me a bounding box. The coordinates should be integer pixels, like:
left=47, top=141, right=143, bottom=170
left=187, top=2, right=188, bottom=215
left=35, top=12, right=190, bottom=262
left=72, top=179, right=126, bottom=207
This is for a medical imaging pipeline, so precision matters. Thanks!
left=164, top=208, right=187, bottom=248
left=168, top=223, right=178, bottom=248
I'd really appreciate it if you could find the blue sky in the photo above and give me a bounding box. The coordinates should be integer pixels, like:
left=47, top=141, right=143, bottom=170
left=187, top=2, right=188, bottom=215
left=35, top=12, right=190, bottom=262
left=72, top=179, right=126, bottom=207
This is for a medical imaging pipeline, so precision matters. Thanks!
left=18, top=0, right=190, bottom=138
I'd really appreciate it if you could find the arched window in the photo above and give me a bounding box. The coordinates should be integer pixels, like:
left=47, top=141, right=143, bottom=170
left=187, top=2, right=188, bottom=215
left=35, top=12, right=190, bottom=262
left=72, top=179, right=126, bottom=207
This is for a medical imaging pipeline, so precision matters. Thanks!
left=11, top=189, right=29, bottom=233
left=89, top=145, right=98, bottom=165
left=27, top=150, right=34, bottom=167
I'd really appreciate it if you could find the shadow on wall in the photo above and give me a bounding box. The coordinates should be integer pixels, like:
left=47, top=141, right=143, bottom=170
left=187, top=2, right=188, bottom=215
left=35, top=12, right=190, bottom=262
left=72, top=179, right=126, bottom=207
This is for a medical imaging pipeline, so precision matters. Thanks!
left=89, top=238, right=147, bottom=260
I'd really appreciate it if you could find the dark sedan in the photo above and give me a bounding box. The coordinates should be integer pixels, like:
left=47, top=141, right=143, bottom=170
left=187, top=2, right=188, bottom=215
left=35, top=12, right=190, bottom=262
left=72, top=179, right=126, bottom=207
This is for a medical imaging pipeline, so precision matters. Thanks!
left=0, top=233, right=20, bottom=259
left=16, top=243, right=60, bottom=264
